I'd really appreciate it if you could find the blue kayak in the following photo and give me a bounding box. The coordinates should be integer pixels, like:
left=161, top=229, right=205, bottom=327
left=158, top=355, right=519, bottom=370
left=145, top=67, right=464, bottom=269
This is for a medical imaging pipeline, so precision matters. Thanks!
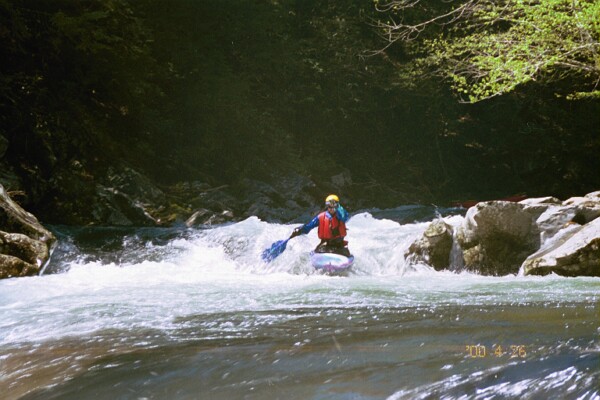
left=310, top=251, right=354, bottom=274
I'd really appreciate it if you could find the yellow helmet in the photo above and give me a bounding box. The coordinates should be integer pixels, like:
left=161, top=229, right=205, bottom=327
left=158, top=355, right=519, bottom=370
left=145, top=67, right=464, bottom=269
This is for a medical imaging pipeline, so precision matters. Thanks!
left=325, top=194, right=339, bottom=203
left=325, top=194, right=339, bottom=207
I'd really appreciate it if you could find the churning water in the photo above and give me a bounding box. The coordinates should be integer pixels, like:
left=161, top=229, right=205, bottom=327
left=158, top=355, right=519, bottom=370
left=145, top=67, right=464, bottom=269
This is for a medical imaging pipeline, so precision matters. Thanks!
left=0, top=209, right=598, bottom=399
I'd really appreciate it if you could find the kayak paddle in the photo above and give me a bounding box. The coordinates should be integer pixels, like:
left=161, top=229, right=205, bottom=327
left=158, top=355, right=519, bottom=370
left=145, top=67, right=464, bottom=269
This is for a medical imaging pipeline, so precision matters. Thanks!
left=263, top=226, right=305, bottom=263
left=262, top=227, right=303, bottom=262
left=261, top=237, right=290, bottom=262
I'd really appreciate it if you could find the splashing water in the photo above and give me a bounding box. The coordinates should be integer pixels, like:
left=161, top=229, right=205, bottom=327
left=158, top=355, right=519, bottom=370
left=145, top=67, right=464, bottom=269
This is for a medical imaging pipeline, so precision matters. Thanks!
left=0, top=211, right=598, bottom=399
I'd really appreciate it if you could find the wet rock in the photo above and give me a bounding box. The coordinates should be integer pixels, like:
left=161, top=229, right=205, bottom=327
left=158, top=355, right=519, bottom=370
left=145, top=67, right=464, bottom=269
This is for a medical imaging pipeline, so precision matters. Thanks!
left=449, top=190, right=600, bottom=277
left=406, top=219, right=454, bottom=270
left=456, top=201, right=540, bottom=275
left=563, top=195, right=600, bottom=223
left=84, top=166, right=169, bottom=226
left=236, top=175, right=317, bottom=222
left=185, top=208, right=212, bottom=227
left=585, top=191, right=600, bottom=201
left=533, top=205, right=579, bottom=243
left=0, top=185, right=55, bottom=244
left=93, top=185, right=161, bottom=226
left=519, top=196, right=562, bottom=220
left=236, top=179, right=286, bottom=220
left=521, top=193, right=600, bottom=245
left=518, top=190, right=600, bottom=277
left=106, top=166, right=166, bottom=204
left=0, top=184, right=56, bottom=279
left=0, top=231, right=49, bottom=266
left=520, top=196, right=562, bottom=206
left=186, top=209, right=234, bottom=227
left=522, top=217, right=600, bottom=277
left=38, top=163, right=167, bottom=226
left=0, top=254, right=37, bottom=279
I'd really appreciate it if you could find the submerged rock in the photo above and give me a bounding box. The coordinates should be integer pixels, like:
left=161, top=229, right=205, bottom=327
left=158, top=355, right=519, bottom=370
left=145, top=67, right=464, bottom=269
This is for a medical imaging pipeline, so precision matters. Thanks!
left=0, top=184, right=56, bottom=279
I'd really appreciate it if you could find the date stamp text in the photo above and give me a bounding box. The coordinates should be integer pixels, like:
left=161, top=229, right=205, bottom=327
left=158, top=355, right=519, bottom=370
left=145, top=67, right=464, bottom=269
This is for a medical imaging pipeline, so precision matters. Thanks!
left=465, top=344, right=527, bottom=358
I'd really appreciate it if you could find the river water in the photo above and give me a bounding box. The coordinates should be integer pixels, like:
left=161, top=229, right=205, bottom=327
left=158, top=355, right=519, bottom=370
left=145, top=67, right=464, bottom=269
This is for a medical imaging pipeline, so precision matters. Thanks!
left=1, top=207, right=598, bottom=399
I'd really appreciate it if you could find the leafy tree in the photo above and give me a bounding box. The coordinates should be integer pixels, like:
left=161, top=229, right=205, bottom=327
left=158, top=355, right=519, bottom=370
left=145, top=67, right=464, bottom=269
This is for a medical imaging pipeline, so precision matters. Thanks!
left=373, top=0, right=600, bottom=102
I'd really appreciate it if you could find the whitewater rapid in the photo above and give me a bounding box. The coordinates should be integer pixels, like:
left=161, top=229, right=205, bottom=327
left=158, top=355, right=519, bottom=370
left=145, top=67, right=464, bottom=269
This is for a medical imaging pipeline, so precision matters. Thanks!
left=1, top=211, right=598, bottom=399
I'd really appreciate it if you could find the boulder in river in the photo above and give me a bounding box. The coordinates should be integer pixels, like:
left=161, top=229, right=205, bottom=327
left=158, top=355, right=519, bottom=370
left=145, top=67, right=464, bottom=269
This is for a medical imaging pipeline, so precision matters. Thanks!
left=455, top=201, right=540, bottom=275
left=456, top=191, right=600, bottom=277
left=521, top=217, right=600, bottom=277
left=0, top=184, right=56, bottom=279
left=521, top=194, right=600, bottom=245
left=405, top=219, right=454, bottom=271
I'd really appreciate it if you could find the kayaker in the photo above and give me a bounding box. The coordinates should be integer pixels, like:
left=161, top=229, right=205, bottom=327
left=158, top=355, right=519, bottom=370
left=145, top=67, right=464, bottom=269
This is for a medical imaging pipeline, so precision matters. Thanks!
left=290, top=194, right=351, bottom=256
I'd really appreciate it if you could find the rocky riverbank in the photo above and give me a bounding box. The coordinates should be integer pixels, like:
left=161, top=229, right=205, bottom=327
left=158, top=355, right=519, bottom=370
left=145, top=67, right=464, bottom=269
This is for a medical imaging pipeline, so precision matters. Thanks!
left=0, top=185, right=56, bottom=279
left=406, top=191, right=600, bottom=277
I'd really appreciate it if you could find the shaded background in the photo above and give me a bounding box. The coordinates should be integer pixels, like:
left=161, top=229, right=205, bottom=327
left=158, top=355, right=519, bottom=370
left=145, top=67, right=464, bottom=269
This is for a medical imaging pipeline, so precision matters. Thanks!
left=0, top=0, right=598, bottom=224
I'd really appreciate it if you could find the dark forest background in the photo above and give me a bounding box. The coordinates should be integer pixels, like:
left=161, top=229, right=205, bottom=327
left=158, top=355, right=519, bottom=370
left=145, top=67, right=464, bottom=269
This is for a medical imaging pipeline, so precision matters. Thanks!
left=0, top=0, right=598, bottom=225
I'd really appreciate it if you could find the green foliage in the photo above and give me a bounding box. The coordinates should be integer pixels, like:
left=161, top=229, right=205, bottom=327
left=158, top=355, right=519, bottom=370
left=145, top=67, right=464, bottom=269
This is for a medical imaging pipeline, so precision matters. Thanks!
left=377, top=0, right=600, bottom=102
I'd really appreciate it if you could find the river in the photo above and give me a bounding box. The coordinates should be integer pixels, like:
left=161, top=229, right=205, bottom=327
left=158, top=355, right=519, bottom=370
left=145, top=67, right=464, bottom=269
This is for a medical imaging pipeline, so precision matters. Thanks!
left=1, top=207, right=598, bottom=399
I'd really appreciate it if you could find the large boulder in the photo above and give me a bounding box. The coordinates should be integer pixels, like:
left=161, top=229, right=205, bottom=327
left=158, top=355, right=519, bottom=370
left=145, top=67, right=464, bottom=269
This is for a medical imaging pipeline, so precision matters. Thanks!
left=520, top=193, right=600, bottom=245
left=0, top=184, right=56, bottom=279
left=521, top=217, right=600, bottom=277
left=519, top=196, right=562, bottom=220
left=405, top=219, right=454, bottom=270
left=403, top=191, right=600, bottom=277
left=563, top=194, right=600, bottom=222
left=456, top=201, right=540, bottom=275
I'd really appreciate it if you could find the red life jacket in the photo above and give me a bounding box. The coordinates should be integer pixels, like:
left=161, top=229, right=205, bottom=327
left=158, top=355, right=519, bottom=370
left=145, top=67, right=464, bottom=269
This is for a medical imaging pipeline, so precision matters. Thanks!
left=317, top=211, right=347, bottom=240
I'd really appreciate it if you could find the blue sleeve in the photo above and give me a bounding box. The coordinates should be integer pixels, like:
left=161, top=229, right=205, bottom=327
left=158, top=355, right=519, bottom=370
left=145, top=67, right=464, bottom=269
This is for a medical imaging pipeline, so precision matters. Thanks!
left=299, top=215, right=319, bottom=234
left=335, top=204, right=350, bottom=222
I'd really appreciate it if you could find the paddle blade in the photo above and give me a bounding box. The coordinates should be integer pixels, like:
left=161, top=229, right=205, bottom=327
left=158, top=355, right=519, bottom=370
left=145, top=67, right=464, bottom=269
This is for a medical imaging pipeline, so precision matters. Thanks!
left=261, top=239, right=289, bottom=262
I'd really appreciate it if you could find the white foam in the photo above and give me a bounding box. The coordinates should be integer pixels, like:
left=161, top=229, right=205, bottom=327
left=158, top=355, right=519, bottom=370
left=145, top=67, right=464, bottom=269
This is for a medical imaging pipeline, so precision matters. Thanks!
left=0, top=215, right=598, bottom=345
